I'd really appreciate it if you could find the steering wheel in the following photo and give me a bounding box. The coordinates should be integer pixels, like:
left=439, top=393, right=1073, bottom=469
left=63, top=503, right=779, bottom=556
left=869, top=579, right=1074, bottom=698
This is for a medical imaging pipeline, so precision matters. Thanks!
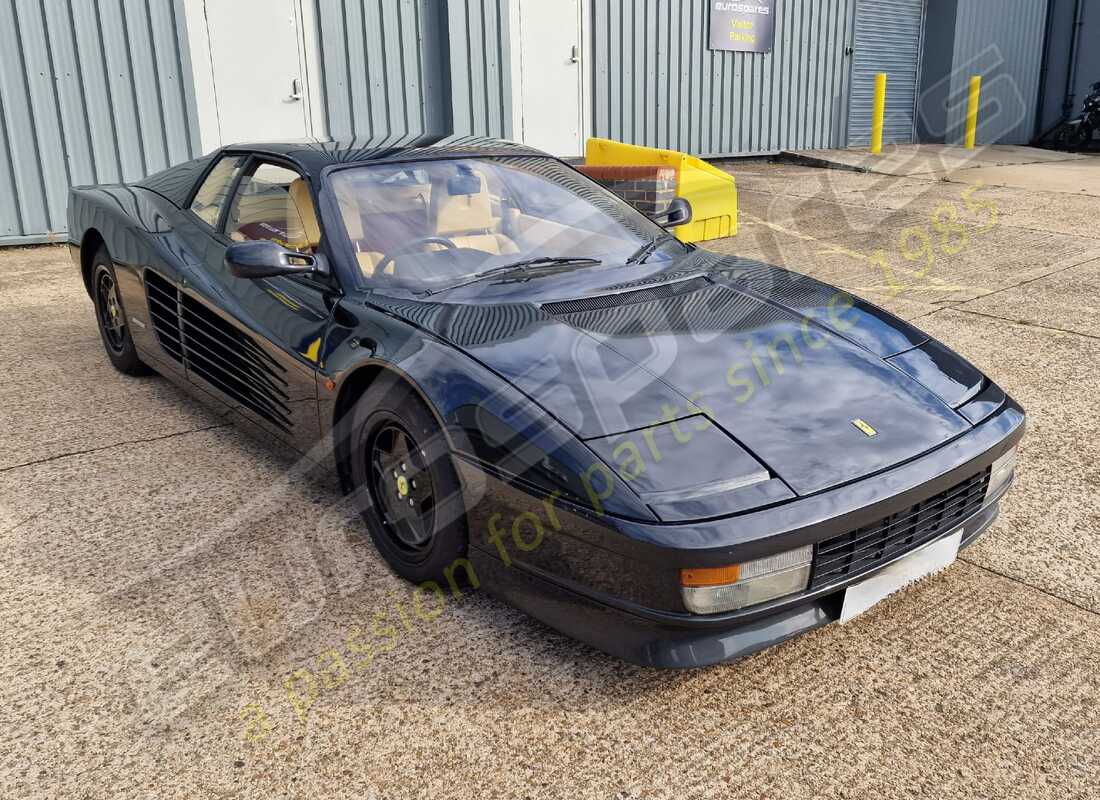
left=375, top=236, right=457, bottom=276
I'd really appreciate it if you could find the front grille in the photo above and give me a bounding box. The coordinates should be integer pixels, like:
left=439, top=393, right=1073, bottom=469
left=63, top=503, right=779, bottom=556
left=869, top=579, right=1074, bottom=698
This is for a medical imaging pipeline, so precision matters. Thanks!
left=809, top=468, right=991, bottom=589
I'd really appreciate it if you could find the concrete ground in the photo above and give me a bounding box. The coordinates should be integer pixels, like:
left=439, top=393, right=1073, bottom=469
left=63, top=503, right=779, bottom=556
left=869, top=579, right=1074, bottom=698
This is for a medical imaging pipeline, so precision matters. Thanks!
left=947, top=156, right=1100, bottom=197
left=2, top=153, right=1099, bottom=799
left=786, top=143, right=1100, bottom=197
left=782, top=142, right=1092, bottom=179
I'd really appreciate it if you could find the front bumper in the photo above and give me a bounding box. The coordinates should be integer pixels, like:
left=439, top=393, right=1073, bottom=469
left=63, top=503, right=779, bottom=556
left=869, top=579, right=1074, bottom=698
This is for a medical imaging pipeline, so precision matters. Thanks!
left=459, top=401, right=1023, bottom=667
left=471, top=499, right=1001, bottom=668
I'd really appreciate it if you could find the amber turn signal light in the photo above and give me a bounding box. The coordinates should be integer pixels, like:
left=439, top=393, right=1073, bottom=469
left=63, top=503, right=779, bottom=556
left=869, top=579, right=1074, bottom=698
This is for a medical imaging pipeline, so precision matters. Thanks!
left=680, top=564, right=741, bottom=587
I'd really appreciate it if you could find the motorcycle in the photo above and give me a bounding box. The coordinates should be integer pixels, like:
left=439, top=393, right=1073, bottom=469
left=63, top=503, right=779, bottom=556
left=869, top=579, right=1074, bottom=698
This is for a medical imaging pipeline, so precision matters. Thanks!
left=1054, top=80, right=1100, bottom=151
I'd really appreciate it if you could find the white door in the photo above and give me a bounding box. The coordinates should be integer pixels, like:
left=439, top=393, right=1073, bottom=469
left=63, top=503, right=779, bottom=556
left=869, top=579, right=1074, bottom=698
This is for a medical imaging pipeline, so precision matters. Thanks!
left=203, top=0, right=310, bottom=143
left=514, top=0, right=585, bottom=157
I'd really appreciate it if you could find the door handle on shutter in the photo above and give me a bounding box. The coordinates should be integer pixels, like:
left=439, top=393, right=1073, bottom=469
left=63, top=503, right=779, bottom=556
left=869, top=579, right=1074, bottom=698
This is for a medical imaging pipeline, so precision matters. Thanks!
left=570, top=45, right=580, bottom=64
left=287, top=78, right=303, bottom=102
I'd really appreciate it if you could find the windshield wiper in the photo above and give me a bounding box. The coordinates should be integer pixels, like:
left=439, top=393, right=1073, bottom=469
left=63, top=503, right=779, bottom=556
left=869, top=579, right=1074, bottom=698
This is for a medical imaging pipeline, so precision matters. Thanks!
left=626, top=233, right=678, bottom=265
left=425, top=256, right=602, bottom=295
left=492, top=256, right=603, bottom=273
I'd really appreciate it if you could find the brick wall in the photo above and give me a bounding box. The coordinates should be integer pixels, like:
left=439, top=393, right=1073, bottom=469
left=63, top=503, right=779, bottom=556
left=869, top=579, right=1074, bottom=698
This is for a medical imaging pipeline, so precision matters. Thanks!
left=575, top=165, right=677, bottom=218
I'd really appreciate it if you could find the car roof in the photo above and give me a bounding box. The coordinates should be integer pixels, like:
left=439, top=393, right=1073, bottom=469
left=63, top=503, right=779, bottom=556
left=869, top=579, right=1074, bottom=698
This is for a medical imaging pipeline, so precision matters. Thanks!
left=134, top=135, right=557, bottom=209
left=222, top=134, right=552, bottom=174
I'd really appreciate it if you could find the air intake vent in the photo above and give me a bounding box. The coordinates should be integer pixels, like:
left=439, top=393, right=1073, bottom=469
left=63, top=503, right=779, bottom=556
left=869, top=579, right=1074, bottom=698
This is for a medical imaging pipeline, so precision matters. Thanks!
left=143, top=270, right=292, bottom=432
left=180, top=295, right=291, bottom=431
left=540, top=276, right=710, bottom=316
left=144, top=271, right=183, bottom=364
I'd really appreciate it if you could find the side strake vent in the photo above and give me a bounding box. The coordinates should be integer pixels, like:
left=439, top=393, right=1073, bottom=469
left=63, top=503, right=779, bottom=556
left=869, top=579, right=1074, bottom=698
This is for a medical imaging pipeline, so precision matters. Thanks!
left=540, top=276, right=710, bottom=316
left=180, top=295, right=292, bottom=431
left=144, top=271, right=183, bottom=364
left=143, top=271, right=292, bottom=432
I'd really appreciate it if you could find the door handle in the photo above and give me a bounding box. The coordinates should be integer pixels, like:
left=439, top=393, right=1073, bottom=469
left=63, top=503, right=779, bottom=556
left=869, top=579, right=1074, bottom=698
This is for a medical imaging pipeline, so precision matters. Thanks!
left=287, top=78, right=303, bottom=102
left=570, top=45, right=580, bottom=64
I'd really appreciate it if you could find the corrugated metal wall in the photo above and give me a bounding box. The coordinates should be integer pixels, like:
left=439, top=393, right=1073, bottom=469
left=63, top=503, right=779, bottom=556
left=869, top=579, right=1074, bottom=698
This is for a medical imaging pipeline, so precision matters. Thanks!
left=914, top=0, right=958, bottom=143
left=847, top=0, right=926, bottom=146
left=315, top=0, right=511, bottom=144
left=447, top=0, right=512, bottom=138
left=314, top=0, right=449, bottom=144
left=591, top=0, right=857, bottom=156
left=0, top=0, right=199, bottom=245
left=945, top=0, right=1047, bottom=145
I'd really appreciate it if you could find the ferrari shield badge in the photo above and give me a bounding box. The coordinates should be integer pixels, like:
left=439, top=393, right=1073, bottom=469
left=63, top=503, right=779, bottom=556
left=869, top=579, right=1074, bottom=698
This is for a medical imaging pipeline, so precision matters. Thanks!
left=852, top=419, right=878, bottom=438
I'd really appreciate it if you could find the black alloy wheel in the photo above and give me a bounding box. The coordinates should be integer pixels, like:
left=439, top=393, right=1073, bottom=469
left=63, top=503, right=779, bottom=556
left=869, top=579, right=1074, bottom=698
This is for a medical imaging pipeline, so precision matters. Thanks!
left=343, top=374, right=469, bottom=584
left=95, top=267, right=127, bottom=354
left=91, top=246, right=150, bottom=376
left=367, top=419, right=438, bottom=561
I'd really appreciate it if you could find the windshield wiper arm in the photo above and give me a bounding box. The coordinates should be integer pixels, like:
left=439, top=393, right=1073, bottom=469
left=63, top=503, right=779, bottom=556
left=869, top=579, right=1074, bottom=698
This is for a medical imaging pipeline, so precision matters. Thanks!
left=425, top=256, right=602, bottom=295
left=626, top=233, right=678, bottom=265
left=493, top=256, right=602, bottom=272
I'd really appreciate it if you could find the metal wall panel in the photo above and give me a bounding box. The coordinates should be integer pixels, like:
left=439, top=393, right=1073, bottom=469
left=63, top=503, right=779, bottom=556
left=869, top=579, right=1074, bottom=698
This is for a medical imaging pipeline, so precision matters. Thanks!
left=1037, top=0, right=1074, bottom=138
left=914, top=0, right=958, bottom=143
left=447, top=0, right=512, bottom=138
left=592, top=0, right=857, bottom=156
left=945, top=0, right=1047, bottom=145
left=0, top=0, right=199, bottom=245
left=1037, top=0, right=1099, bottom=139
left=847, top=0, right=926, bottom=146
left=314, top=0, right=449, bottom=144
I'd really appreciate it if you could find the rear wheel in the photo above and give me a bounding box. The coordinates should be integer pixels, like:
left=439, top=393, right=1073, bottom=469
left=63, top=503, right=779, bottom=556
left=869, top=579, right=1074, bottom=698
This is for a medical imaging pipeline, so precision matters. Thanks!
left=343, top=375, right=469, bottom=584
left=91, top=245, right=149, bottom=376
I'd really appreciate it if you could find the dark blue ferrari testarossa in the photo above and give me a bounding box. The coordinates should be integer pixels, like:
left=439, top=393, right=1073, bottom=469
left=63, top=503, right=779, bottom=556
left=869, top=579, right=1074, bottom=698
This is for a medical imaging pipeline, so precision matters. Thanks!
left=68, top=136, right=1023, bottom=667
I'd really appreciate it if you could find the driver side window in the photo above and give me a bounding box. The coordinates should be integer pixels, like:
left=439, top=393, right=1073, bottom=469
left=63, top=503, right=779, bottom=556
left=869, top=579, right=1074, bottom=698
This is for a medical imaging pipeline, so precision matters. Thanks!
left=190, top=155, right=244, bottom=227
left=224, top=162, right=320, bottom=254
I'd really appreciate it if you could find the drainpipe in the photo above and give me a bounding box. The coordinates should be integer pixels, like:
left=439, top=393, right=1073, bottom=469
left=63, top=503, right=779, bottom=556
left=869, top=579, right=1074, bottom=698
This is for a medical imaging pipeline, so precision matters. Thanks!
left=1036, top=0, right=1087, bottom=143
left=1063, top=0, right=1086, bottom=120
left=1033, top=0, right=1057, bottom=140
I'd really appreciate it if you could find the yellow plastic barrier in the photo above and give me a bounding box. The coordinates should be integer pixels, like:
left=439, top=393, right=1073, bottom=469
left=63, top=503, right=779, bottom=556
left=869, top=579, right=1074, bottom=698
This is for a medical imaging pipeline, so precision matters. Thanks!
left=584, top=138, right=737, bottom=243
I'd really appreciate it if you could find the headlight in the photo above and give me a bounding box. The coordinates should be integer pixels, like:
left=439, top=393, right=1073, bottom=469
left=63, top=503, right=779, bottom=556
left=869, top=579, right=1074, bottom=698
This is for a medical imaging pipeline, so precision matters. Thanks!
left=680, top=545, right=813, bottom=614
left=584, top=416, right=792, bottom=522
left=986, top=445, right=1017, bottom=504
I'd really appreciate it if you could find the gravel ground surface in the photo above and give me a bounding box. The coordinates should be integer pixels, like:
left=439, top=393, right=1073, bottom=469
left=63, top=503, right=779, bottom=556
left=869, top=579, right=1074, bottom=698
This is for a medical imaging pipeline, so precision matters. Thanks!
left=1, top=154, right=1097, bottom=799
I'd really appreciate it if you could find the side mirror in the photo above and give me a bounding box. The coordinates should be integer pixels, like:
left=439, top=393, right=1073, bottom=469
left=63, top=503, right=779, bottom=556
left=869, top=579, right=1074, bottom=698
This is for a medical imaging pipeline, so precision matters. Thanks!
left=225, top=240, right=328, bottom=280
left=650, top=197, right=693, bottom=229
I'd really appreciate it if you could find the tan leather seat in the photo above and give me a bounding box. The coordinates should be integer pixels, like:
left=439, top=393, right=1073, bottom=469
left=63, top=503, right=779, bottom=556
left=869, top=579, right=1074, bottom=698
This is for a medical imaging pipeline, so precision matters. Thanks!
left=430, top=171, right=518, bottom=256
left=286, top=178, right=322, bottom=252
left=333, top=178, right=365, bottom=242
left=356, top=250, right=387, bottom=276
left=230, top=192, right=288, bottom=229
left=329, top=179, right=393, bottom=278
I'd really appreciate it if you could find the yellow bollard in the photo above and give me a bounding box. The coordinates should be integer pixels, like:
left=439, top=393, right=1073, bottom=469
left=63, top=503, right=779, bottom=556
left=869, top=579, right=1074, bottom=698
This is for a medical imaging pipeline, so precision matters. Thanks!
left=870, top=73, right=887, bottom=154
left=964, top=75, right=981, bottom=149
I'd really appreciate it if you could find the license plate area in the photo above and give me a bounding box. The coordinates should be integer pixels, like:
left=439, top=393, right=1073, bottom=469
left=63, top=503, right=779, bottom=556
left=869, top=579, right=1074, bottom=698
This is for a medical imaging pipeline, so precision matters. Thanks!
left=839, top=528, right=963, bottom=623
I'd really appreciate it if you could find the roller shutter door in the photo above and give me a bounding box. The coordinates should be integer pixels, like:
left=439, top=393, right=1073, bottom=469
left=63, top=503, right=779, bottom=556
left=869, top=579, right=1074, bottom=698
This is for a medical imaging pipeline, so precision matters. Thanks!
left=847, top=0, right=926, bottom=146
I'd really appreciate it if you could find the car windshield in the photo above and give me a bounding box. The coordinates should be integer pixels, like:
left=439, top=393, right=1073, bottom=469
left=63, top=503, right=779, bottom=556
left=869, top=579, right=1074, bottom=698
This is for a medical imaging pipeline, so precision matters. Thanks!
left=329, top=156, right=682, bottom=291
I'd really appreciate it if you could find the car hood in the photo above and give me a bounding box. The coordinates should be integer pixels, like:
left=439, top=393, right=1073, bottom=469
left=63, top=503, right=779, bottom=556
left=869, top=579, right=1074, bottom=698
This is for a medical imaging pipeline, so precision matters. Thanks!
left=370, top=255, right=978, bottom=496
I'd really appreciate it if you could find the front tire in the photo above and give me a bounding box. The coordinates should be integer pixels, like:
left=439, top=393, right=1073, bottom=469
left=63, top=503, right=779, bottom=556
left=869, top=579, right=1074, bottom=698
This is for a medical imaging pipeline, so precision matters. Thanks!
left=343, top=375, right=469, bottom=584
left=91, top=246, right=149, bottom=376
